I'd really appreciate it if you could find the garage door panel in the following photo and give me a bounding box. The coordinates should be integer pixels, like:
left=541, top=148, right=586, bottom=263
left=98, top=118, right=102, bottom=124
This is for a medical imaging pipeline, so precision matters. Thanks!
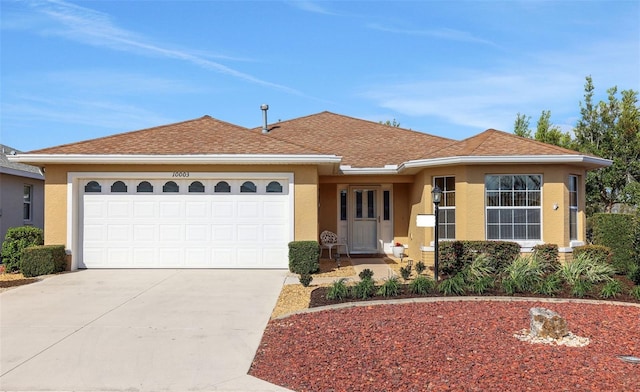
left=159, top=224, right=183, bottom=241
left=81, top=177, right=291, bottom=268
left=133, top=201, right=156, bottom=218
left=237, top=225, right=260, bottom=242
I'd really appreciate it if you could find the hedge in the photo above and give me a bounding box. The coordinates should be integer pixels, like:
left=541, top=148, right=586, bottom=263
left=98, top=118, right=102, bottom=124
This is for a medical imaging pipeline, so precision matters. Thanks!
left=21, top=245, right=66, bottom=277
left=439, top=240, right=521, bottom=276
left=288, top=241, right=320, bottom=274
left=1, top=226, right=44, bottom=272
left=573, top=245, right=613, bottom=265
left=590, top=213, right=635, bottom=273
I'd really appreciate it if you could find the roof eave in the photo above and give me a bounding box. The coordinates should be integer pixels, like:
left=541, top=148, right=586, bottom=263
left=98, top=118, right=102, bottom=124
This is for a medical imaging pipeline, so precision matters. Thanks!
left=400, top=155, right=612, bottom=172
left=339, top=165, right=399, bottom=175
left=0, top=166, right=45, bottom=180
left=9, top=154, right=343, bottom=166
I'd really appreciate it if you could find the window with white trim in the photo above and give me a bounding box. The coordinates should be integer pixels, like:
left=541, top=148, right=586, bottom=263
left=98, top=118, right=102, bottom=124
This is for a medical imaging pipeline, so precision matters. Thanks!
left=486, top=174, right=541, bottom=240
left=434, top=176, right=455, bottom=239
left=23, top=185, right=32, bottom=222
left=569, top=175, right=578, bottom=241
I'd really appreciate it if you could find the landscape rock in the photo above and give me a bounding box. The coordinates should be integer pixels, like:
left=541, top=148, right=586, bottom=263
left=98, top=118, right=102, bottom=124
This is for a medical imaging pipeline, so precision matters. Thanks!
left=529, top=307, right=569, bottom=339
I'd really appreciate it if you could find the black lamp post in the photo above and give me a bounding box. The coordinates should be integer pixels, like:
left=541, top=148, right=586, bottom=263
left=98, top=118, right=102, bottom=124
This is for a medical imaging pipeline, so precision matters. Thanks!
left=431, top=185, right=443, bottom=282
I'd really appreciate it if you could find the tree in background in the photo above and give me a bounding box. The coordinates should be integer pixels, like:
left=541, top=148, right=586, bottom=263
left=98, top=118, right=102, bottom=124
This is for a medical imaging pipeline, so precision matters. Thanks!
left=574, top=76, right=640, bottom=214
left=379, top=118, right=401, bottom=127
left=513, top=76, right=639, bottom=215
left=513, top=113, right=531, bottom=138
left=513, top=111, right=572, bottom=148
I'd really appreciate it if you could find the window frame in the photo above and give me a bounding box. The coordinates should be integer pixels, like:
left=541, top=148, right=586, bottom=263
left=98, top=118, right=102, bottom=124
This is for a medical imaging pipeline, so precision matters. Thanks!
left=434, top=176, right=456, bottom=240
left=485, top=174, right=542, bottom=242
left=569, top=175, right=578, bottom=241
left=23, top=184, right=33, bottom=222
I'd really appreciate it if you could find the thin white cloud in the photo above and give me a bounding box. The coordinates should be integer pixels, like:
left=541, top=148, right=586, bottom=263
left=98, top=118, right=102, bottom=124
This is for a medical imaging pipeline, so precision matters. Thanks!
left=25, top=0, right=305, bottom=96
left=368, top=23, right=498, bottom=46
left=286, top=0, right=335, bottom=15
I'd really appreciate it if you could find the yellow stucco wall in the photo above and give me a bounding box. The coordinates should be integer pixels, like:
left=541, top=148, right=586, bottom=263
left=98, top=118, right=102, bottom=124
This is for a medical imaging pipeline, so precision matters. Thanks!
left=42, top=163, right=320, bottom=250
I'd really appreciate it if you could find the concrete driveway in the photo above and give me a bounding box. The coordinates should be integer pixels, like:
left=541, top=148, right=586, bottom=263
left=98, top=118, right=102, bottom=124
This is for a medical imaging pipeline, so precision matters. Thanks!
left=0, top=269, right=292, bottom=391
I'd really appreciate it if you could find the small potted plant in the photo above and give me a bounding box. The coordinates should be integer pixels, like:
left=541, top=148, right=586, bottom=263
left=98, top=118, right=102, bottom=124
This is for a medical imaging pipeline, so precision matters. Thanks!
left=392, top=242, right=405, bottom=258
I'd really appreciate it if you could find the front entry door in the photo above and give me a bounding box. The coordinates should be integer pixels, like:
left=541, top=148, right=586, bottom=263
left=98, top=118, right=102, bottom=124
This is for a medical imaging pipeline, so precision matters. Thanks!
left=349, top=187, right=379, bottom=253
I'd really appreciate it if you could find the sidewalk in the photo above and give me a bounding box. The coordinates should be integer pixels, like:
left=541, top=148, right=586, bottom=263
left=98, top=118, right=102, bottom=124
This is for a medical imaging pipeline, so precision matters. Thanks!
left=284, top=257, right=397, bottom=285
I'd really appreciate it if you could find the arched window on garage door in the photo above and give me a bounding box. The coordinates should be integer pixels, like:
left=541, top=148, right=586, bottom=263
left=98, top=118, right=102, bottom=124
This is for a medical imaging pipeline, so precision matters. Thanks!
left=111, top=181, right=128, bottom=193
left=137, top=181, right=154, bottom=193
left=266, top=181, right=283, bottom=193
left=214, top=181, right=231, bottom=193
left=85, top=181, right=102, bottom=192
left=241, top=181, right=256, bottom=193
left=163, top=181, right=179, bottom=193
left=188, top=181, right=205, bottom=193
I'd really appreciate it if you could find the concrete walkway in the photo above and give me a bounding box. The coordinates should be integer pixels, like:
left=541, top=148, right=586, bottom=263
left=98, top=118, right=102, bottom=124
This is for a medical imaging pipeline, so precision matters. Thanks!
left=0, top=269, right=291, bottom=392
left=284, top=257, right=397, bottom=285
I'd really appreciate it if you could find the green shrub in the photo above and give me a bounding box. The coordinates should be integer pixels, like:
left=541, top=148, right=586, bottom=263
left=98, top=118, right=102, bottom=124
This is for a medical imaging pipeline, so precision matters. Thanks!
left=591, top=213, right=635, bottom=274
left=20, top=245, right=66, bottom=278
left=399, top=265, right=412, bottom=281
left=572, top=245, right=613, bottom=265
left=536, top=273, right=563, bottom=296
left=629, top=286, right=640, bottom=300
left=500, top=256, right=544, bottom=294
left=351, top=278, right=375, bottom=299
left=377, top=276, right=401, bottom=297
left=439, top=241, right=520, bottom=276
left=558, top=253, right=615, bottom=286
left=288, top=241, right=320, bottom=274
left=630, top=264, right=640, bottom=285
left=570, top=280, right=592, bottom=298
left=439, top=273, right=466, bottom=296
left=462, top=254, right=495, bottom=294
left=532, top=244, right=560, bottom=273
left=415, top=261, right=426, bottom=275
left=409, top=275, right=436, bottom=295
left=358, top=268, right=374, bottom=281
left=1, top=226, right=44, bottom=272
left=299, top=274, right=313, bottom=287
left=599, top=280, right=623, bottom=299
left=326, top=278, right=349, bottom=300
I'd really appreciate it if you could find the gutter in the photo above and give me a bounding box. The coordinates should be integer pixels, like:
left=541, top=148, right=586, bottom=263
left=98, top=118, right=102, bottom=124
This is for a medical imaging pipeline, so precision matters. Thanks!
left=8, top=154, right=343, bottom=166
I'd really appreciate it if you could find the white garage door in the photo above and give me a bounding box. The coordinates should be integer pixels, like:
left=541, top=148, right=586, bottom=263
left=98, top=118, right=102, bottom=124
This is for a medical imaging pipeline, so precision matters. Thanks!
left=79, top=176, right=292, bottom=268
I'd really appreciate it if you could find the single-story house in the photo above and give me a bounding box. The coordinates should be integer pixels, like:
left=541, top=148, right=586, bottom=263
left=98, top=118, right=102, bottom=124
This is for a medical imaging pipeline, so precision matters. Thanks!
left=9, top=111, right=610, bottom=270
left=0, top=144, right=45, bottom=243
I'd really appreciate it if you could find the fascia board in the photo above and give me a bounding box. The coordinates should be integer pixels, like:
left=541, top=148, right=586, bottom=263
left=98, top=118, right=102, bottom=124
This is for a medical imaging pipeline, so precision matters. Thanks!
left=400, top=155, right=612, bottom=171
left=0, top=166, right=45, bottom=180
left=9, top=154, right=343, bottom=165
left=339, top=165, right=399, bottom=175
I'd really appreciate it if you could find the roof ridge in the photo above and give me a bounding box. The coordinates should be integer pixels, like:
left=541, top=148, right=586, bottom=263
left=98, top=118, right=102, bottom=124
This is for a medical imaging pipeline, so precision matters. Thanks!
left=28, top=116, right=248, bottom=154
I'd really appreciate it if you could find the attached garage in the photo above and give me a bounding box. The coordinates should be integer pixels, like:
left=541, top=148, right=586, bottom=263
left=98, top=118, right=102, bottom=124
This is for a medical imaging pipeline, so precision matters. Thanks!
left=77, top=173, right=293, bottom=269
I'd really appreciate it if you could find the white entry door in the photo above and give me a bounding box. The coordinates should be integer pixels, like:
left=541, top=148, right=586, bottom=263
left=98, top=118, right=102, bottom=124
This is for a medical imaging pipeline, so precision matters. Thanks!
left=349, top=187, right=379, bottom=253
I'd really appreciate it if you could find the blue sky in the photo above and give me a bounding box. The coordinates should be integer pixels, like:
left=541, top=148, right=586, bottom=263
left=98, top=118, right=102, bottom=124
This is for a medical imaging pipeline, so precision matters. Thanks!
left=1, top=0, right=639, bottom=152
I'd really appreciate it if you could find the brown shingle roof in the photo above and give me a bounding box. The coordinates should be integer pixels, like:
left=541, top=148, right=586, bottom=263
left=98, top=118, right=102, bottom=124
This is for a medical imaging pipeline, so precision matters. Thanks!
left=429, top=129, right=582, bottom=158
left=253, top=111, right=455, bottom=167
left=29, top=116, right=322, bottom=155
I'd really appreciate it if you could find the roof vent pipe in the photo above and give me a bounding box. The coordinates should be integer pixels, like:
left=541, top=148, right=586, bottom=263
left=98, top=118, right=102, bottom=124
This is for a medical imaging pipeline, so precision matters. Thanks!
left=260, top=104, right=269, bottom=134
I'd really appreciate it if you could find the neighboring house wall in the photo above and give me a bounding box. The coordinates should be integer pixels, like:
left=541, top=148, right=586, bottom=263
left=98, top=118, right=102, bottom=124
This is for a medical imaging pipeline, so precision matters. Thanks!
left=0, top=173, right=44, bottom=242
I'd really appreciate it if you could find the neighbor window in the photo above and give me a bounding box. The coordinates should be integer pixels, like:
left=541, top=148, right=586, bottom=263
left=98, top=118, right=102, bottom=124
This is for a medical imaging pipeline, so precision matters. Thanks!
left=23, top=185, right=32, bottom=221
left=435, top=176, right=455, bottom=239
left=569, top=175, right=578, bottom=241
left=486, top=174, right=541, bottom=240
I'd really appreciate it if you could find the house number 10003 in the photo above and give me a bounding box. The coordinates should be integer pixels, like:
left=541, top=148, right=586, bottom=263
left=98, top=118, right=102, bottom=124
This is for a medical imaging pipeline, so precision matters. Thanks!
left=172, top=171, right=190, bottom=177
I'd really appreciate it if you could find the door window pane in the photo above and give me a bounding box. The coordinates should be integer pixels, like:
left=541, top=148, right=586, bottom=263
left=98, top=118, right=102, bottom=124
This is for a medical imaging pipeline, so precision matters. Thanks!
left=188, top=181, right=205, bottom=193
left=111, top=181, right=127, bottom=193
left=85, top=181, right=102, bottom=193
left=241, top=181, right=256, bottom=193
left=163, top=181, right=179, bottom=193
left=137, top=181, right=153, bottom=193
left=214, top=181, right=231, bottom=193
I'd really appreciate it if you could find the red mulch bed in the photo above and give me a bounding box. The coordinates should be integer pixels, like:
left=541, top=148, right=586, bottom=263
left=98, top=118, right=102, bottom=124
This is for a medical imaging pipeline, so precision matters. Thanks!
left=250, top=300, right=640, bottom=391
